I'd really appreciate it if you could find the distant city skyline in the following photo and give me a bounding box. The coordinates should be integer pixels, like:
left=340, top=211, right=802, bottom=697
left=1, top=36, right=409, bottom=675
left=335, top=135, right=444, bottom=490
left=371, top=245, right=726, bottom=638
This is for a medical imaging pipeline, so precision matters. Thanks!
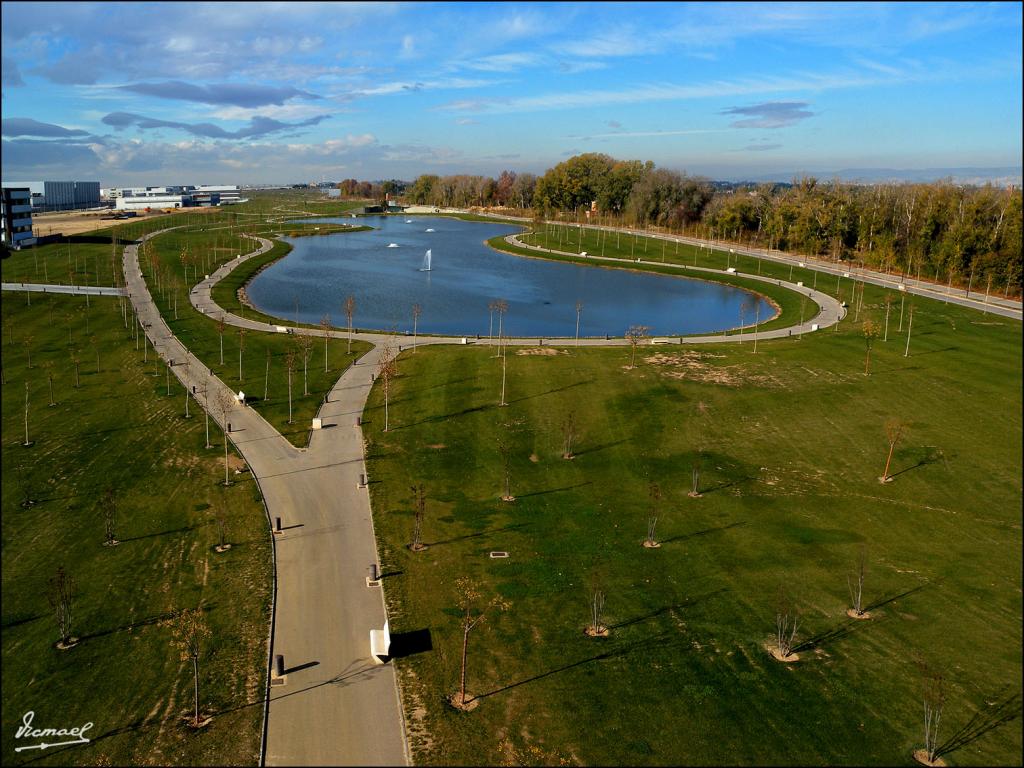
left=2, top=1, right=1021, bottom=186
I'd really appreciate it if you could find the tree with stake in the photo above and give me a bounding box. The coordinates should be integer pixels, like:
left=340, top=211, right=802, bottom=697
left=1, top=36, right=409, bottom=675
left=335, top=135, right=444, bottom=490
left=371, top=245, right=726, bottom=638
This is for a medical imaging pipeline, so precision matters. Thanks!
left=626, top=325, right=650, bottom=369
left=862, top=319, right=880, bottom=376
left=883, top=294, right=894, bottom=341
left=320, top=314, right=332, bottom=371
left=411, top=303, right=422, bottom=352
left=264, top=348, right=271, bottom=402
left=237, top=328, right=246, bottom=381
left=203, top=377, right=212, bottom=449
left=408, top=484, right=427, bottom=551
left=915, top=662, right=947, bottom=767
left=498, top=434, right=515, bottom=502
left=43, top=360, right=57, bottom=407
left=70, top=347, right=83, bottom=388
left=847, top=545, right=869, bottom=618
left=25, top=333, right=35, bottom=369
left=689, top=401, right=709, bottom=497
left=162, top=607, right=212, bottom=728
left=585, top=580, right=609, bottom=637
left=561, top=411, right=578, bottom=460
left=216, top=315, right=226, bottom=366
left=771, top=587, right=800, bottom=662
left=216, top=390, right=235, bottom=486
left=574, top=300, right=584, bottom=347
left=904, top=302, right=915, bottom=357
left=48, top=566, right=77, bottom=649
left=284, top=349, right=297, bottom=424
left=214, top=496, right=231, bottom=552
left=344, top=295, right=356, bottom=355
left=880, top=418, right=906, bottom=483
left=297, top=333, right=314, bottom=395
left=102, top=487, right=119, bottom=547
left=450, top=576, right=508, bottom=710
left=376, top=343, right=397, bottom=432
left=644, top=481, right=662, bottom=548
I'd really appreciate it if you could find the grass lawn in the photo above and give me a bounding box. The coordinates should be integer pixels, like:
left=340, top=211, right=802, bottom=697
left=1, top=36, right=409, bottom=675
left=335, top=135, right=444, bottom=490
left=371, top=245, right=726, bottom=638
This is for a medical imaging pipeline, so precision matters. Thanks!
left=1, top=293, right=271, bottom=766
left=363, top=275, right=1022, bottom=765
left=135, top=224, right=372, bottom=448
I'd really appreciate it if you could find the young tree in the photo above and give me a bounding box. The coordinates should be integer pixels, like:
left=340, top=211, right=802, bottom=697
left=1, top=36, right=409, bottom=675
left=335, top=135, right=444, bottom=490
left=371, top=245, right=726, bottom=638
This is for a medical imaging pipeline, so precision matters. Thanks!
left=216, top=315, right=226, bottom=366
left=689, top=401, right=709, bottom=497
left=163, top=607, right=212, bottom=728
left=376, top=343, right=397, bottom=432
left=494, top=299, right=509, bottom=404
left=408, top=483, right=427, bottom=551
left=904, top=302, right=916, bottom=358
left=917, top=662, right=946, bottom=766
left=575, top=300, right=584, bottom=347
left=102, top=487, right=119, bottom=547
left=862, top=319, right=880, bottom=375
left=23, top=382, right=32, bottom=447
left=561, top=411, right=578, bottom=459
left=237, top=327, right=246, bottom=381
left=319, top=314, right=332, bottom=371
left=47, top=566, right=76, bottom=648
left=883, top=294, right=894, bottom=341
left=42, top=361, right=57, bottom=407
left=452, top=576, right=508, bottom=709
left=263, top=348, right=271, bottom=401
left=586, top=586, right=608, bottom=637
left=25, top=333, right=34, bottom=369
left=296, top=333, right=314, bottom=395
left=344, top=295, right=356, bottom=355
left=880, top=418, right=907, bottom=483
left=284, top=349, right=297, bottom=424
left=203, top=377, right=213, bottom=449
left=214, top=497, right=231, bottom=552
left=847, top=544, right=868, bottom=618
left=644, top=481, right=662, bottom=548
left=411, top=303, right=422, bottom=352
left=626, top=325, right=650, bottom=369
left=773, top=587, right=799, bottom=661
left=498, top=436, right=515, bottom=502
left=71, top=348, right=82, bottom=388
left=487, top=300, right=498, bottom=345
left=216, top=390, right=235, bottom=486
left=183, top=360, right=192, bottom=418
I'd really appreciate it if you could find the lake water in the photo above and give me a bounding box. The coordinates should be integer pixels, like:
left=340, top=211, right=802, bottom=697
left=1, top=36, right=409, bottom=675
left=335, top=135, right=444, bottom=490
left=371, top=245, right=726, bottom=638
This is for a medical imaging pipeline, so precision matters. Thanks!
left=245, top=216, right=775, bottom=338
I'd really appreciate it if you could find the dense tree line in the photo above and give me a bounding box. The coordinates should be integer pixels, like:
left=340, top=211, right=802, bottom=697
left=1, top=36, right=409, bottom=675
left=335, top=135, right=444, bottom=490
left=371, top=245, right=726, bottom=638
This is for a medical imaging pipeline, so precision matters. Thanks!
left=398, top=152, right=1021, bottom=293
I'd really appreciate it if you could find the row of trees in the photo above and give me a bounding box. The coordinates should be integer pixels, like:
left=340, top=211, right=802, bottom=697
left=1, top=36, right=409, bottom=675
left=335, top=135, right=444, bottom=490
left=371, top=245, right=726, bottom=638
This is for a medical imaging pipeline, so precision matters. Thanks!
left=396, top=152, right=1020, bottom=294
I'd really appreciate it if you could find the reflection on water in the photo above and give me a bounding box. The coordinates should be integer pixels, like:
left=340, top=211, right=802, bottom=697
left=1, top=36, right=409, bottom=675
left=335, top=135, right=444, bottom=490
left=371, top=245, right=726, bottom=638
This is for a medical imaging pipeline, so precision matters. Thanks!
left=246, top=216, right=774, bottom=337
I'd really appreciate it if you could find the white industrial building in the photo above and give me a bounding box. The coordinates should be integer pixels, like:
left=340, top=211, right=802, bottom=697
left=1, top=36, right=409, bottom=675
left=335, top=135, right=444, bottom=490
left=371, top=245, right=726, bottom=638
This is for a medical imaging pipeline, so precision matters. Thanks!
left=103, top=184, right=244, bottom=208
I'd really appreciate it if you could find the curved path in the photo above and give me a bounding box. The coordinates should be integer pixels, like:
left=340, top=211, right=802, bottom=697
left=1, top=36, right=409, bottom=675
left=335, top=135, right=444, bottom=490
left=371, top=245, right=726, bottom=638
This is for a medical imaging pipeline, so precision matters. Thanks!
left=113, top=225, right=844, bottom=766
left=122, top=232, right=409, bottom=767
left=191, top=234, right=844, bottom=346
left=469, top=210, right=1022, bottom=320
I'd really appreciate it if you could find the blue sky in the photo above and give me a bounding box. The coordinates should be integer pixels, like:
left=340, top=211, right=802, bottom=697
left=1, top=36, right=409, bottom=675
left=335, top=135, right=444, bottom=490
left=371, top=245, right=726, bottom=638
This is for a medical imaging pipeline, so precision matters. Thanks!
left=2, top=1, right=1021, bottom=186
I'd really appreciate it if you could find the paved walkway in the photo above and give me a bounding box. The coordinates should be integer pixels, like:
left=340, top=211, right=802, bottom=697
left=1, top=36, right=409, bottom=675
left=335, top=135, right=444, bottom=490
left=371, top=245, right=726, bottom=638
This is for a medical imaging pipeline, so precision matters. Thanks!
left=470, top=211, right=1021, bottom=321
left=121, top=232, right=409, bottom=767
left=1, top=282, right=127, bottom=297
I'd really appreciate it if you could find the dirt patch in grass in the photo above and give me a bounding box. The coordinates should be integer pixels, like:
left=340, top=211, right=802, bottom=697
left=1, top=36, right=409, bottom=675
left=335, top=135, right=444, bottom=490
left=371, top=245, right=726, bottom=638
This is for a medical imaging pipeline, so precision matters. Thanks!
left=516, top=347, right=566, bottom=356
left=645, top=351, right=780, bottom=388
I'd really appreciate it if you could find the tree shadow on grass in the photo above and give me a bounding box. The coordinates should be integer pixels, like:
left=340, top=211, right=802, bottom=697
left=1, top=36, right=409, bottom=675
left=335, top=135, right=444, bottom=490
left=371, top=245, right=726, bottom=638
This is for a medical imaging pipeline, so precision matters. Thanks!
left=507, top=379, right=593, bottom=406
left=473, top=630, right=679, bottom=702
left=791, top=616, right=873, bottom=654
left=394, top=402, right=495, bottom=431
left=572, top=438, right=629, bottom=458
left=425, top=522, right=529, bottom=547
left=77, top=609, right=182, bottom=643
left=936, top=687, right=1022, bottom=761
left=660, top=521, right=746, bottom=546
left=609, top=588, right=729, bottom=630
left=516, top=481, right=593, bottom=500
left=863, top=582, right=930, bottom=612
left=118, top=523, right=199, bottom=543
left=887, top=446, right=948, bottom=480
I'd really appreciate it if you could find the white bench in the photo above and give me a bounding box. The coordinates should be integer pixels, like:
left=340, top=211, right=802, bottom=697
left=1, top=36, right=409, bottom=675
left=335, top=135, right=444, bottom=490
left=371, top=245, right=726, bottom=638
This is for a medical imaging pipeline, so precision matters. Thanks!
left=369, top=620, right=391, bottom=664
